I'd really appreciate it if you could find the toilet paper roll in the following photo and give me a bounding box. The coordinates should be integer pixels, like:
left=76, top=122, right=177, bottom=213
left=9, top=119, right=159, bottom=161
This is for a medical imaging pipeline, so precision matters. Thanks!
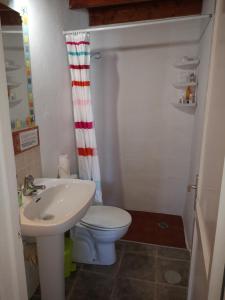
left=58, top=154, right=70, bottom=178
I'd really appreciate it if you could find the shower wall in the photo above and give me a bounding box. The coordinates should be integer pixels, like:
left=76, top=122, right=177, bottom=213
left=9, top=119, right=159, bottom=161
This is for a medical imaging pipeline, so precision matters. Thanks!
left=91, top=29, right=198, bottom=215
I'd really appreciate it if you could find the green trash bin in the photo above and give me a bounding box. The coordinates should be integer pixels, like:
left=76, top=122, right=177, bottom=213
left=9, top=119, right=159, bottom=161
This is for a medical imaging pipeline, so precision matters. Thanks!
left=64, top=238, right=76, bottom=278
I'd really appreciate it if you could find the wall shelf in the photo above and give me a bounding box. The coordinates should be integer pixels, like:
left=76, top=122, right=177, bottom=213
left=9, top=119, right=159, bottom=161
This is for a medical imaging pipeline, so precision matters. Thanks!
left=9, top=99, right=22, bottom=108
left=173, top=82, right=197, bottom=89
left=6, top=64, right=21, bottom=71
left=172, top=56, right=199, bottom=112
left=172, top=102, right=197, bottom=109
left=7, top=81, right=21, bottom=89
left=174, top=59, right=200, bottom=70
left=5, top=60, right=21, bottom=71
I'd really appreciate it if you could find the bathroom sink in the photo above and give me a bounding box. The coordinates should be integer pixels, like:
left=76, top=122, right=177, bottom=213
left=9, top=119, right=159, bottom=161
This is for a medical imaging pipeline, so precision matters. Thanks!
left=20, top=178, right=95, bottom=236
left=20, top=178, right=95, bottom=300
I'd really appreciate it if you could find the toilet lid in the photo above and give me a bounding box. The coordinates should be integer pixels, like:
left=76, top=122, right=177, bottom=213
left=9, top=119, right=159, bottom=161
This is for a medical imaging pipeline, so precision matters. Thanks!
left=80, top=206, right=132, bottom=229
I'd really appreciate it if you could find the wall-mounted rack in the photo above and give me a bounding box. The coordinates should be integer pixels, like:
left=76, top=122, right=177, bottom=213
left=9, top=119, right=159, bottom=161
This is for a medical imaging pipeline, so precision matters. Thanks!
left=9, top=99, right=22, bottom=108
left=5, top=60, right=22, bottom=108
left=172, top=56, right=199, bottom=111
left=174, top=59, right=200, bottom=70
left=173, top=82, right=197, bottom=90
left=7, top=81, right=21, bottom=89
left=6, top=63, right=21, bottom=71
left=172, top=102, right=197, bottom=109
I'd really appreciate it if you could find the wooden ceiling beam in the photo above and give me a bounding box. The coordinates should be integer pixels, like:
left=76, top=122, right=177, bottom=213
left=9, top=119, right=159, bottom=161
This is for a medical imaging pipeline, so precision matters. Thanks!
left=89, top=0, right=202, bottom=26
left=0, top=3, right=22, bottom=26
left=0, top=3, right=10, bottom=10
left=69, top=0, right=152, bottom=9
left=0, top=11, right=22, bottom=26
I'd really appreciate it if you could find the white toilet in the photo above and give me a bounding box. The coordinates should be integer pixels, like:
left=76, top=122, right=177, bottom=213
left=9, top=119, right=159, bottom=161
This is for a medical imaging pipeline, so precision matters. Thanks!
left=71, top=206, right=132, bottom=265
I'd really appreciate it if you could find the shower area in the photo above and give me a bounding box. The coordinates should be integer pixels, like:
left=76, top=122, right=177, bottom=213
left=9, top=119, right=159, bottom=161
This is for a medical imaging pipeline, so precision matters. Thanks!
left=87, top=14, right=212, bottom=249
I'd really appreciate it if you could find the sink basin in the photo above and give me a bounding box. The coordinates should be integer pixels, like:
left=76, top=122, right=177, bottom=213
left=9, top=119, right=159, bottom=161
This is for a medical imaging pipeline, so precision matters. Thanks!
left=20, top=178, right=95, bottom=300
left=20, top=178, right=95, bottom=236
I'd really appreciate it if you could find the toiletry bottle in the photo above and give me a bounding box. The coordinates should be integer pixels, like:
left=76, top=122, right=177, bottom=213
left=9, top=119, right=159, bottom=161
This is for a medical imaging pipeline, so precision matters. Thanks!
left=190, top=86, right=196, bottom=103
left=185, top=86, right=191, bottom=104
left=190, top=73, right=196, bottom=83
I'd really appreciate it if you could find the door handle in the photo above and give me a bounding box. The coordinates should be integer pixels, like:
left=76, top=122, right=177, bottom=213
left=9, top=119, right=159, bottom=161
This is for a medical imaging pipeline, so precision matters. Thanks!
left=188, top=174, right=199, bottom=192
left=191, top=184, right=197, bottom=190
left=187, top=175, right=199, bottom=211
left=187, top=184, right=197, bottom=192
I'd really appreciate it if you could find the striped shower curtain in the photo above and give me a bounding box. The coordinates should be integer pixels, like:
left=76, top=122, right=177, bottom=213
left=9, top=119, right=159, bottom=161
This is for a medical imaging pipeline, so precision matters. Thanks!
left=66, top=33, right=102, bottom=203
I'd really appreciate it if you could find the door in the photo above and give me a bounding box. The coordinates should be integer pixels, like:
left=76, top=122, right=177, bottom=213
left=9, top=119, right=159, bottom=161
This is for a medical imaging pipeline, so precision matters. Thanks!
left=0, top=24, right=28, bottom=300
left=188, top=0, right=225, bottom=298
left=182, top=16, right=214, bottom=248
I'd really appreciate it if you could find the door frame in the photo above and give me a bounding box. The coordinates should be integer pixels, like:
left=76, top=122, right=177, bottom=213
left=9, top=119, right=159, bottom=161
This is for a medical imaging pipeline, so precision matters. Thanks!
left=0, top=25, right=27, bottom=300
left=208, top=159, right=225, bottom=299
left=188, top=0, right=225, bottom=298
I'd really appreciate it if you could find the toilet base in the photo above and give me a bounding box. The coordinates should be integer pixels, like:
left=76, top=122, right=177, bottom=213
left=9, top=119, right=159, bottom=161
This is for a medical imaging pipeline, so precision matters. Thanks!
left=95, top=242, right=116, bottom=265
left=70, top=226, right=117, bottom=265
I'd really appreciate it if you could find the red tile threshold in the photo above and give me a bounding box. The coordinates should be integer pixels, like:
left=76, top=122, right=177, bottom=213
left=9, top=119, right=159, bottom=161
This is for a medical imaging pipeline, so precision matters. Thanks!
left=123, top=210, right=186, bottom=249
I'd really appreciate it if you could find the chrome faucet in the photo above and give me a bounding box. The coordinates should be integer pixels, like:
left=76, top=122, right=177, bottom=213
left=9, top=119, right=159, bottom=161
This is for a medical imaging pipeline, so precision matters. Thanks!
left=23, top=175, right=46, bottom=196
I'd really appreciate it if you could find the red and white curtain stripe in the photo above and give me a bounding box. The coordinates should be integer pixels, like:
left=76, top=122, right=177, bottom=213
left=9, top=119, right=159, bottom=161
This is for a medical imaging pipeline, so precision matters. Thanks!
left=66, top=32, right=102, bottom=203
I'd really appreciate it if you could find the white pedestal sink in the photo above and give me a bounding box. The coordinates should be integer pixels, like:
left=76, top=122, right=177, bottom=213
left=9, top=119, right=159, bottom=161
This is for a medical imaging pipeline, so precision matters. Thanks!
left=20, top=178, right=95, bottom=300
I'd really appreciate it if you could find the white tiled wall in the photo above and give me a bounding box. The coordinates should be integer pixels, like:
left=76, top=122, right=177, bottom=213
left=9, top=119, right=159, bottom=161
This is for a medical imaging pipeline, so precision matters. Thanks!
left=15, top=146, right=42, bottom=187
left=91, top=30, right=198, bottom=215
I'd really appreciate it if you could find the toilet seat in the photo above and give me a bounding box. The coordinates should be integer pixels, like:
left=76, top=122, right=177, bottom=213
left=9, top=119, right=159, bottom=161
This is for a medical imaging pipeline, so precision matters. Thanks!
left=80, top=206, right=132, bottom=230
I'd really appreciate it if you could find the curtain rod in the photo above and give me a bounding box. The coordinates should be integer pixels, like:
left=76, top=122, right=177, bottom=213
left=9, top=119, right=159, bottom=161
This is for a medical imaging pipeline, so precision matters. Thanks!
left=63, top=14, right=212, bottom=35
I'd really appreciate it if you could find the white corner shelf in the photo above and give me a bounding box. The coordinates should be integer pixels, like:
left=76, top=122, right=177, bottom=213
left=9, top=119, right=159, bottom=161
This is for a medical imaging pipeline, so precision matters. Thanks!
left=172, top=102, right=197, bottom=109
left=173, top=82, right=197, bottom=89
left=174, top=59, right=200, bottom=70
left=7, top=81, right=21, bottom=89
left=6, top=64, right=21, bottom=71
left=9, top=99, right=22, bottom=108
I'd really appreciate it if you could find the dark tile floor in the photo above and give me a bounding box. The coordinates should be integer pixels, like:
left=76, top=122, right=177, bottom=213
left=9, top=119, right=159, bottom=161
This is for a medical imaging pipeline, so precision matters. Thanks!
left=124, top=210, right=186, bottom=248
left=32, top=240, right=190, bottom=300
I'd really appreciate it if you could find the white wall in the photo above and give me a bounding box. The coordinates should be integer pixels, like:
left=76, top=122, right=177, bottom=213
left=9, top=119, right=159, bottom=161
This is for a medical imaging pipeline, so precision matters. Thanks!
left=91, top=27, right=198, bottom=215
left=27, top=0, right=89, bottom=177
left=62, top=5, right=88, bottom=31
left=6, top=0, right=89, bottom=177
left=183, top=21, right=214, bottom=248
left=202, top=0, right=216, bottom=14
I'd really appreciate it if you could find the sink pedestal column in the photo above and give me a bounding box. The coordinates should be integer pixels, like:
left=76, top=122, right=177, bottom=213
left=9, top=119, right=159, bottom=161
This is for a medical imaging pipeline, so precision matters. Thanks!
left=37, top=235, right=65, bottom=300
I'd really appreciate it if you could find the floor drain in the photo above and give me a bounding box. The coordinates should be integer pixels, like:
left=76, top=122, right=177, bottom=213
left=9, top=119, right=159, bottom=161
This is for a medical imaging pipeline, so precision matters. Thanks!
left=41, top=214, right=54, bottom=221
left=164, top=270, right=182, bottom=285
left=158, top=221, right=169, bottom=229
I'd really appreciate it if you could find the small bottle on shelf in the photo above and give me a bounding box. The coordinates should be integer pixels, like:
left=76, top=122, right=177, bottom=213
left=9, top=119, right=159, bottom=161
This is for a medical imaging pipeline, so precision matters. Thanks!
left=190, top=88, right=196, bottom=104
left=185, top=86, right=192, bottom=104
left=189, top=72, right=196, bottom=83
